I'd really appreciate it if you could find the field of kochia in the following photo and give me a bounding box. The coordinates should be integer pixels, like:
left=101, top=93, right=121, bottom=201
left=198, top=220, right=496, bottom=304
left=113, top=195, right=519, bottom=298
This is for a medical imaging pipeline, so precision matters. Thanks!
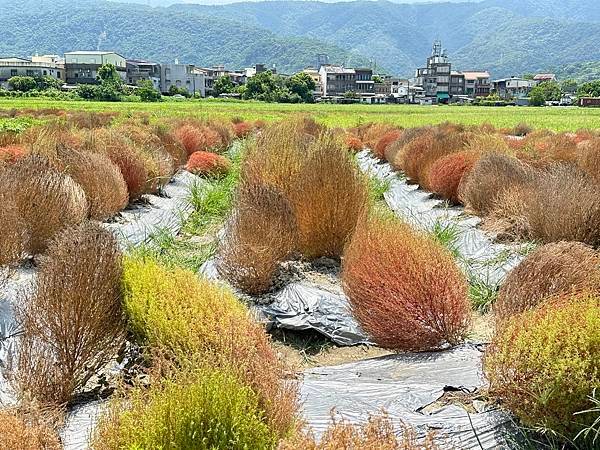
left=1, top=98, right=600, bottom=131
left=2, top=102, right=600, bottom=449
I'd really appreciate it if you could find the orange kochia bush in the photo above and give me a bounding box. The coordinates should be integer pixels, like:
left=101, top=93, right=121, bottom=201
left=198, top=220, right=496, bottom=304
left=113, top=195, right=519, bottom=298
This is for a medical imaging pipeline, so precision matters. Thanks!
left=233, top=121, right=254, bottom=139
left=429, top=151, right=479, bottom=204
left=344, top=134, right=364, bottom=152
left=186, top=151, right=231, bottom=177
left=174, top=124, right=221, bottom=156
left=342, top=212, right=471, bottom=350
left=373, top=130, right=402, bottom=160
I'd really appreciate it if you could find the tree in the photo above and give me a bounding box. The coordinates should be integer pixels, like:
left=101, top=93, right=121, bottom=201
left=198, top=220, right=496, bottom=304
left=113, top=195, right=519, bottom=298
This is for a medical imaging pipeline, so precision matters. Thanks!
left=243, top=70, right=281, bottom=101
left=561, top=79, right=578, bottom=94
left=286, top=72, right=316, bottom=103
left=168, top=85, right=190, bottom=97
left=213, top=75, right=235, bottom=96
left=8, top=76, right=37, bottom=92
left=372, top=75, right=384, bottom=83
left=137, top=80, right=161, bottom=102
left=577, top=80, right=600, bottom=98
left=523, top=73, right=535, bottom=80
left=33, top=76, right=63, bottom=91
left=97, top=63, right=122, bottom=85
left=75, top=84, right=97, bottom=100
left=529, top=81, right=562, bottom=106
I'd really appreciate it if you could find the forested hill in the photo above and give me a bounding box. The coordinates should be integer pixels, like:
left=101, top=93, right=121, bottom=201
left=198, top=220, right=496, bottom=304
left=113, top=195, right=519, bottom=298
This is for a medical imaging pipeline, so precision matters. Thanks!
left=1, top=0, right=600, bottom=79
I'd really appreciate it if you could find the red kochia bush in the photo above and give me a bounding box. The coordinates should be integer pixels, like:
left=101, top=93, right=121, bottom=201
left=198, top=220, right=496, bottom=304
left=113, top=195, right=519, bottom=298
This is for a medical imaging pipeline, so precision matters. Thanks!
left=373, top=130, right=402, bottom=160
left=429, top=151, right=479, bottom=204
left=186, top=151, right=231, bottom=177
left=233, top=121, right=254, bottom=139
left=174, top=124, right=221, bottom=156
left=342, top=212, right=471, bottom=351
left=0, top=145, right=27, bottom=164
left=344, top=134, right=364, bottom=152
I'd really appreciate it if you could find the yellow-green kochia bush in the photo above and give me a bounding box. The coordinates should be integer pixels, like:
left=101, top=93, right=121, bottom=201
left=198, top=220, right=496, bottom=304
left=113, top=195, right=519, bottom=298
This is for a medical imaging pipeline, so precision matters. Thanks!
left=484, top=292, right=600, bottom=441
left=93, top=365, right=278, bottom=450
left=121, top=256, right=299, bottom=439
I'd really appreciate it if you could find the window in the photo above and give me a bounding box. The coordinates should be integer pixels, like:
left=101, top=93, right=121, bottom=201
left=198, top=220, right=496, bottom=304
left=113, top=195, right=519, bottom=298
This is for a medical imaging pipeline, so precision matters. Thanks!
left=57, top=71, right=61, bottom=78
left=10, top=69, right=17, bottom=77
left=43, top=70, right=47, bottom=76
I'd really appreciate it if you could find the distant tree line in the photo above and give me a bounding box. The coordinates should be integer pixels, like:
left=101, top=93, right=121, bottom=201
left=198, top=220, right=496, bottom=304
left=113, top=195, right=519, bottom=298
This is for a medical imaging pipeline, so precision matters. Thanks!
left=214, top=70, right=316, bottom=103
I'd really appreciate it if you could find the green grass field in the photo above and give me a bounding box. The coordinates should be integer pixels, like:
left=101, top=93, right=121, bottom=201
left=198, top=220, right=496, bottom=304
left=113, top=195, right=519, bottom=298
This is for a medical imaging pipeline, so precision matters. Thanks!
left=1, top=98, right=600, bottom=131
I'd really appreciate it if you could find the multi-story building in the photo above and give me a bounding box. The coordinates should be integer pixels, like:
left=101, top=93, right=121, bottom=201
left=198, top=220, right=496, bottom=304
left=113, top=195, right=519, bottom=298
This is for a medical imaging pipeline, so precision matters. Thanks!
left=319, top=65, right=355, bottom=97
left=302, top=67, right=322, bottom=97
left=415, top=40, right=452, bottom=103
left=449, top=71, right=466, bottom=97
left=354, top=68, right=375, bottom=97
left=0, top=55, right=65, bottom=89
left=492, top=77, right=535, bottom=100
left=319, top=65, right=373, bottom=98
left=462, top=71, right=491, bottom=97
left=126, top=59, right=161, bottom=89
left=160, top=62, right=205, bottom=96
left=64, top=51, right=126, bottom=84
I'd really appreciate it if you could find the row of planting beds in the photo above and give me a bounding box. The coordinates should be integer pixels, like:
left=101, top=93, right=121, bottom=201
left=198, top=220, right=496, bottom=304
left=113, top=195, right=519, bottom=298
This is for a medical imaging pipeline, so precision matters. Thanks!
left=1, top=112, right=599, bottom=449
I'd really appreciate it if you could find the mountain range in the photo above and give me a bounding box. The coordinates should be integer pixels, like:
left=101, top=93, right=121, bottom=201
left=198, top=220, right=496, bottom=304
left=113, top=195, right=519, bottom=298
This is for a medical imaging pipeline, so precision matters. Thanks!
left=1, top=0, right=599, bottom=80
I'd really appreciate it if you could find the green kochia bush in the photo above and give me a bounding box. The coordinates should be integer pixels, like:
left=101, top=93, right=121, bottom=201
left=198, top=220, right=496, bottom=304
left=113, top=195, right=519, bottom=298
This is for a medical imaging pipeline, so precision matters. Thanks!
left=93, top=366, right=278, bottom=450
left=484, top=292, right=600, bottom=442
left=121, top=255, right=299, bottom=440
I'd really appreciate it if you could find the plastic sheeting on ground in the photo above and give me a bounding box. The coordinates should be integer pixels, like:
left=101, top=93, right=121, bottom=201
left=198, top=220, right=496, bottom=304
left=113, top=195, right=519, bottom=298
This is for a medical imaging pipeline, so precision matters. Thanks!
left=104, top=170, right=196, bottom=249
left=200, top=259, right=370, bottom=346
left=301, top=344, right=513, bottom=449
left=357, top=151, right=531, bottom=287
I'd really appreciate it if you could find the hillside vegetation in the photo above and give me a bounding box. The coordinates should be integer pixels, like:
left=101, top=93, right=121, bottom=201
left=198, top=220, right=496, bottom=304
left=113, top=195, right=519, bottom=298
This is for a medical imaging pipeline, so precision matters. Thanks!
left=0, top=0, right=599, bottom=77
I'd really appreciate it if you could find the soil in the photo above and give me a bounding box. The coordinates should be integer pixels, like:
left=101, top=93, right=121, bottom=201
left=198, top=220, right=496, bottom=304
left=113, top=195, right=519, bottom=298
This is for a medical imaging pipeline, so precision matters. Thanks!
left=273, top=311, right=495, bottom=371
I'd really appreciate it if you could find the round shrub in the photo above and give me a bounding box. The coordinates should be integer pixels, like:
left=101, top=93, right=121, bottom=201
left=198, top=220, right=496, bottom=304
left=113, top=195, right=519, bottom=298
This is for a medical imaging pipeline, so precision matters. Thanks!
left=428, top=151, right=479, bottom=204
left=233, top=121, right=254, bottom=138
left=524, top=164, right=600, bottom=246
left=218, top=182, right=298, bottom=294
left=122, top=257, right=298, bottom=437
left=93, top=366, right=277, bottom=450
left=139, top=145, right=175, bottom=194
left=373, top=130, right=402, bottom=160
left=153, top=124, right=188, bottom=168
left=104, top=144, right=148, bottom=201
left=384, top=126, right=428, bottom=171
left=342, top=212, right=471, bottom=350
left=576, top=137, right=600, bottom=183
left=496, top=242, right=600, bottom=325
left=57, top=147, right=129, bottom=221
left=288, top=132, right=368, bottom=259
left=344, top=134, right=363, bottom=152
left=401, top=129, right=465, bottom=188
left=458, top=153, right=537, bottom=216
left=174, top=124, right=221, bottom=156
left=484, top=293, right=600, bottom=441
left=13, top=221, right=124, bottom=406
left=0, top=145, right=27, bottom=164
left=0, top=155, right=88, bottom=254
left=186, top=151, right=231, bottom=177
